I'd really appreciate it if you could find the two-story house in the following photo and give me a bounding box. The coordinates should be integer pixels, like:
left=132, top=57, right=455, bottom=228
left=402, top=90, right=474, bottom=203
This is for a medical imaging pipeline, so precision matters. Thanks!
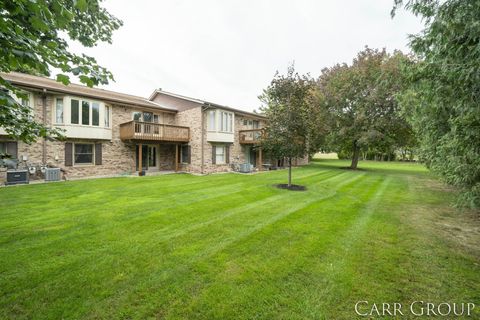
left=0, top=72, right=308, bottom=181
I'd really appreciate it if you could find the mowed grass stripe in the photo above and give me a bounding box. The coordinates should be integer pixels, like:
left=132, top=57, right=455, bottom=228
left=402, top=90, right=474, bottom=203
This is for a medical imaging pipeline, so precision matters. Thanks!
left=114, top=174, right=383, bottom=319
left=0, top=161, right=478, bottom=320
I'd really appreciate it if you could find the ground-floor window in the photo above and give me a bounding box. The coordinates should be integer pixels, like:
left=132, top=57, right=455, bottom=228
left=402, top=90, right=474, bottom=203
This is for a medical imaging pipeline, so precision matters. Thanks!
left=0, top=142, right=18, bottom=159
left=212, top=144, right=230, bottom=165
left=74, top=143, right=94, bottom=165
left=216, top=146, right=225, bottom=164
left=181, top=145, right=190, bottom=164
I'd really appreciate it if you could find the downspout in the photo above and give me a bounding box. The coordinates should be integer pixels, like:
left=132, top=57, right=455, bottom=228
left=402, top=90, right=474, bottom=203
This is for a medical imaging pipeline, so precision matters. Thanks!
left=42, top=88, right=47, bottom=164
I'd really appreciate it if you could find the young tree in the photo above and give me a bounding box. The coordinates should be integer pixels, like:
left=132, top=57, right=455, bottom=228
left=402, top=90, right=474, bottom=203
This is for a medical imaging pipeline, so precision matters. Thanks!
left=0, top=0, right=122, bottom=143
left=393, top=0, right=480, bottom=208
left=315, top=47, right=411, bottom=169
left=259, top=65, right=326, bottom=188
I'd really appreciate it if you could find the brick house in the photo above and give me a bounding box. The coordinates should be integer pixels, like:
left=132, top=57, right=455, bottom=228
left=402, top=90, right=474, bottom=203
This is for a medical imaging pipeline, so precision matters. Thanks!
left=0, top=72, right=308, bottom=180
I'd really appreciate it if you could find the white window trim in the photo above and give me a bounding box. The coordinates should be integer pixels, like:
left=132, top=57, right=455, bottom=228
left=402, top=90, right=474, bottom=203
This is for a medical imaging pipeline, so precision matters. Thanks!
left=64, top=96, right=105, bottom=127
left=73, top=142, right=95, bottom=166
left=132, top=111, right=164, bottom=123
left=104, top=105, right=111, bottom=128
left=208, top=109, right=234, bottom=133
left=207, top=110, right=216, bottom=131
left=215, top=145, right=226, bottom=165
left=54, top=96, right=65, bottom=124
left=180, top=145, right=189, bottom=164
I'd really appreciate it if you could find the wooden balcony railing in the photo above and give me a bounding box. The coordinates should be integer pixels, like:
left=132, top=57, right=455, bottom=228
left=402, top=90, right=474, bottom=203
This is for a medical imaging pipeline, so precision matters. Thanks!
left=120, top=121, right=190, bottom=142
left=239, top=129, right=264, bottom=144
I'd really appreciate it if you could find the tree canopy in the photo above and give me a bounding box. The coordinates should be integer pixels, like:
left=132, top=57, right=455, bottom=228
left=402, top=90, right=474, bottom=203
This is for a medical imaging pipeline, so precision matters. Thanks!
left=0, top=0, right=122, bottom=143
left=315, top=47, right=412, bottom=169
left=259, top=65, right=326, bottom=187
left=394, top=0, right=480, bottom=207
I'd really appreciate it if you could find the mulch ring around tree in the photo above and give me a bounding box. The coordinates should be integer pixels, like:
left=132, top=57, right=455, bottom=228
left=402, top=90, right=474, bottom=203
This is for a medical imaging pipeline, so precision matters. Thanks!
left=340, top=167, right=366, bottom=171
left=275, top=184, right=307, bottom=191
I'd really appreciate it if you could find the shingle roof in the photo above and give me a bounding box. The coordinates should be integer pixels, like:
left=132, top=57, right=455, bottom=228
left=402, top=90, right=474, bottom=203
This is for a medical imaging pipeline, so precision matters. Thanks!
left=1, top=72, right=177, bottom=112
left=149, top=89, right=267, bottom=119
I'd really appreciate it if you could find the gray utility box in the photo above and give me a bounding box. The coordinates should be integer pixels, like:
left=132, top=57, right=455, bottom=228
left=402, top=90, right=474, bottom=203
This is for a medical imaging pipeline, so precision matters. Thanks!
left=6, top=170, right=29, bottom=185
left=239, top=163, right=252, bottom=173
left=45, top=168, right=61, bottom=181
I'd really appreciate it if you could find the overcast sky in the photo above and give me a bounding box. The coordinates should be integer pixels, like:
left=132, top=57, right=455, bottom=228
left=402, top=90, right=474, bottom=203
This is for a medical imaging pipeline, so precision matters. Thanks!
left=67, top=0, right=424, bottom=112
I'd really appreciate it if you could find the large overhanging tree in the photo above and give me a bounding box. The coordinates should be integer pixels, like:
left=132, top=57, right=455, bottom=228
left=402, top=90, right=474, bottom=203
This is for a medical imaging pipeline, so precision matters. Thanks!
left=259, top=65, right=326, bottom=188
left=393, top=0, right=480, bottom=208
left=315, top=47, right=412, bottom=169
left=0, top=0, right=122, bottom=143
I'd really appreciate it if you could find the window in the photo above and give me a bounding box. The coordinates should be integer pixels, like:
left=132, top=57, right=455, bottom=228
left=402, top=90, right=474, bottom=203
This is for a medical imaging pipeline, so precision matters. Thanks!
left=104, top=106, right=110, bottom=127
left=243, top=119, right=248, bottom=126
left=0, top=142, right=17, bottom=159
left=55, top=98, right=64, bottom=124
left=92, top=102, right=99, bottom=126
left=221, top=112, right=227, bottom=131
left=208, top=110, right=216, bottom=130
left=143, top=112, right=153, bottom=122
left=215, top=145, right=225, bottom=164
left=82, top=101, right=90, bottom=125
left=74, top=143, right=94, bottom=164
left=181, top=145, right=190, bottom=164
left=133, top=112, right=142, bottom=121
left=71, top=99, right=79, bottom=124
left=219, top=111, right=233, bottom=132
left=253, top=120, right=259, bottom=129
left=20, top=97, right=30, bottom=107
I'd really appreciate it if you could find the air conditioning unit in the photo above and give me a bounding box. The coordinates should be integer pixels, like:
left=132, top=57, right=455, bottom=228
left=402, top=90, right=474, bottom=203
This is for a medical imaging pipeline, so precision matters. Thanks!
left=6, top=170, right=29, bottom=185
left=239, top=163, right=252, bottom=173
left=45, top=168, right=61, bottom=182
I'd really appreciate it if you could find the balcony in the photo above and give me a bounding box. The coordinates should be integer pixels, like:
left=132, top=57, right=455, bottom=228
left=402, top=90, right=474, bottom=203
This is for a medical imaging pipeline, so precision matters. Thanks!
left=239, top=129, right=263, bottom=144
left=120, top=121, right=190, bottom=142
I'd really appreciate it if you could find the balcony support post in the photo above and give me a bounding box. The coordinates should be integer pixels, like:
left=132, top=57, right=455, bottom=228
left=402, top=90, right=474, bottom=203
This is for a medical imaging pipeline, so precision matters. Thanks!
left=138, top=143, right=143, bottom=174
left=259, top=147, right=263, bottom=171
left=175, top=144, right=179, bottom=172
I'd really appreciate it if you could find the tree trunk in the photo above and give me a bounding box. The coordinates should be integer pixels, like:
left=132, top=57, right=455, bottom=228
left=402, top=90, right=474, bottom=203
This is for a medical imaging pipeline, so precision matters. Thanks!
left=350, top=143, right=360, bottom=169
left=288, top=157, right=292, bottom=187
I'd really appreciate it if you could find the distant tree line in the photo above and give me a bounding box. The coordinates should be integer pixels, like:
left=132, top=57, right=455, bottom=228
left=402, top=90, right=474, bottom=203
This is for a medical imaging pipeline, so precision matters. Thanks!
left=261, top=0, right=479, bottom=207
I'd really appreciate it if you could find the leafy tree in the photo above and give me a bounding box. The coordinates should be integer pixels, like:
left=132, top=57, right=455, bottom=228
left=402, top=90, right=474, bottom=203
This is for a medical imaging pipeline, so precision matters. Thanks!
left=0, top=0, right=122, bottom=143
left=315, top=47, right=411, bottom=169
left=393, top=0, right=480, bottom=208
left=259, top=65, right=326, bottom=187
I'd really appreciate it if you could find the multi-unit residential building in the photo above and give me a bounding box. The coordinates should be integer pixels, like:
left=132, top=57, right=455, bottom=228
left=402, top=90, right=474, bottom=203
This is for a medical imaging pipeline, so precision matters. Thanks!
left=0, top=72, right=308, bottom=182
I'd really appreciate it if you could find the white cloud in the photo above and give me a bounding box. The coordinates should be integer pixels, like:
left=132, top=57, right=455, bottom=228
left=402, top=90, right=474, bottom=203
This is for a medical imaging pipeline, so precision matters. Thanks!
left=66, top=0, right=423, bottom=112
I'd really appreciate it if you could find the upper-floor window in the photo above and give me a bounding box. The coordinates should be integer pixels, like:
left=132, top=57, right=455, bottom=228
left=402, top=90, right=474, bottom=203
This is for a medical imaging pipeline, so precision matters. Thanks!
left=71, top=99, right=80, bottom=124
left=208, top=109, right=234, bottom=133
left=208, top=110, right=216, bottom=130
left=105, top=106, right=110, bottom=127
left=219, top=111, right=233, bottom=133
left=55, top=98, right=64, bottom=124
left=82, top=101, right=89, bottom=125
left=243, top=119, right=260, bottom=129
left=132, top=111, right=162, bottom=123
left=70, top=98, right=101, bottom=126
left=92, top=102, right=100, bottom=126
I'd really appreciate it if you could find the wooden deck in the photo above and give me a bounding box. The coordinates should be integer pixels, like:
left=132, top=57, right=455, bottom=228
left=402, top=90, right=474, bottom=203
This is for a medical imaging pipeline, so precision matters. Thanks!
left=120, top=121, right=190, bottom=142
left=239, top=129, right=263, bottom=144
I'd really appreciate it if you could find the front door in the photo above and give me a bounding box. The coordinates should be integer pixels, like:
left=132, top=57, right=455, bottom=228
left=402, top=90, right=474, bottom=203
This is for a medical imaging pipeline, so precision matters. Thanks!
left=136, top=145, right=158, bottom=171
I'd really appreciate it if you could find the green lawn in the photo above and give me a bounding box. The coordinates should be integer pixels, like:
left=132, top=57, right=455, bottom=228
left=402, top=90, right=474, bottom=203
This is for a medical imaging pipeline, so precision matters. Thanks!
left=1, top=160, right=479, bottom=319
